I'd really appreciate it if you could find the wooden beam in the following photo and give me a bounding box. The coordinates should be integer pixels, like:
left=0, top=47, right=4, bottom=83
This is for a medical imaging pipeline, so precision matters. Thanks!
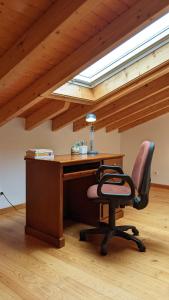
left=47, top=93, right=94, bottom=105
left=73, top=72, right=169, bottom=131
left=0, top=0, right=168, bottom=126
left=0, top=0, right=90, bottom=81
left=51, top=82, right=94, bottom=101
left=95, top=88, right=169, bottom=130
left=25, top=101, right=70, bottom=130
left=118, top=106, right=169, bottom=132
left=52, top=104, right=90, bottom=131
left=106, top=97, right=169, bottom=132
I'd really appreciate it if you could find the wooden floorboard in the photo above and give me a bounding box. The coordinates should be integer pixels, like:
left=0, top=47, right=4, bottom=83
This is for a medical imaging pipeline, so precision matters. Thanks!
left=0, top=187, right=169, bottom=299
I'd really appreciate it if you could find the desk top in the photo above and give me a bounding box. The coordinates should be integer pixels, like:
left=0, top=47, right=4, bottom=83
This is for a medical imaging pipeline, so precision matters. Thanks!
left=25, top=153, right=124, bottom=166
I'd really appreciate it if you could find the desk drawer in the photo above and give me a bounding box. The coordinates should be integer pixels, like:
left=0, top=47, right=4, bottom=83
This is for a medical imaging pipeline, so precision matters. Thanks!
left=103, top=157, right=123, bottom=184
left=63, top=169, right=97, bottom=181
left=103, top=157, right=123, bottom=168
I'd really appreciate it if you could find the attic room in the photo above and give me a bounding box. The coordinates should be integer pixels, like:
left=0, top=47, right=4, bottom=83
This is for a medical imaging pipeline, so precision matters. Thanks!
left=0, top=0, right=169, bottom=299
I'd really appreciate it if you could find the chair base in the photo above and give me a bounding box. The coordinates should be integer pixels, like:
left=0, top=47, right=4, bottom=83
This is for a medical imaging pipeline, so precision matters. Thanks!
left=80, top=223, right=146, bottom=255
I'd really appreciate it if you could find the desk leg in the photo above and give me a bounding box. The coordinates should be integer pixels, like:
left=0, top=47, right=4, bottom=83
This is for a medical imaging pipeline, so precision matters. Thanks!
left=25, top=160, right=65, bottom=248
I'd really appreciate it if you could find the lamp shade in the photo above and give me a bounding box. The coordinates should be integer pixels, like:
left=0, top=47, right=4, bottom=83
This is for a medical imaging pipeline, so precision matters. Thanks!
left=85, top=113, right=96, bottom=123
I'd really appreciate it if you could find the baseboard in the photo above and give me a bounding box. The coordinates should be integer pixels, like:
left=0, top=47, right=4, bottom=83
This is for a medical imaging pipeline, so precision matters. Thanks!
left=0, top=203, right=25, bottom=215
left=151, top=183, right=169, bottom=189
left=25, top=225, right=65, bottom=248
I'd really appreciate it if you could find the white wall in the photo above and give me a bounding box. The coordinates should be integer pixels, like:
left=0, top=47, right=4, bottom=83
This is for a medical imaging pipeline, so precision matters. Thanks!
left=1, top=112, right=169, bottom=209
left=121, top=113, right=169, bottom=185
left=0, top=118, right=120, bottom=208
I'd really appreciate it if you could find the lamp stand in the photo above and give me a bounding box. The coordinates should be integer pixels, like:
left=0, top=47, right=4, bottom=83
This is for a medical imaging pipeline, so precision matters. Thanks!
left=88, top=125, right=98, bottom=155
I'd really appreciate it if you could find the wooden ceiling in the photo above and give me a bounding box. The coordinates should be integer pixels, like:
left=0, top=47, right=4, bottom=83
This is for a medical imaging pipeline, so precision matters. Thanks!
left=0, top=0, right=169, bottom=132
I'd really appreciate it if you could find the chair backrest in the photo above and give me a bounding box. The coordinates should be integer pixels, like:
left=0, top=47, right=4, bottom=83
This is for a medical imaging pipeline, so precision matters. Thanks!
left=131, top=141, right=155, bottom=209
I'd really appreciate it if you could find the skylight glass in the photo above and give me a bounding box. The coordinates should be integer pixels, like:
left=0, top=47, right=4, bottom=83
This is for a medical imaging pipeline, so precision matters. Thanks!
left=72, top=12, right=169, bottom=87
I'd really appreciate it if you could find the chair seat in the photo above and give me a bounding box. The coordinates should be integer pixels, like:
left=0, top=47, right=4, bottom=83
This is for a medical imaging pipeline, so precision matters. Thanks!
left=87, top=183, right=131, bottom=199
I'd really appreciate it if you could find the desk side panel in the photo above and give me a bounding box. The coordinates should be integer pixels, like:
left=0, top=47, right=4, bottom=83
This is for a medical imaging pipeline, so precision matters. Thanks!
left=25, top=159, right=64, bottom=247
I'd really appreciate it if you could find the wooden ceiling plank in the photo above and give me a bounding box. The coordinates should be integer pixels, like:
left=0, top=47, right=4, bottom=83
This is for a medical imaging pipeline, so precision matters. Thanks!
left=118, top=106, right=169, bottom=132
left=121, top=0, right=138, bottom=8
left=73, top=72, right=169, bottom=131
left=103, top=0, right=128, bottom=14
left=25, top=100, right=70, bottom=130
left=0, top=0, right=55, bottom=57
left=0, top=0, right=168, bottom=127
left=0, top=0, right=90, bottom=81
left=95, top=87, right=169, bottom=130
left=106, top=97, right=169, bottom=132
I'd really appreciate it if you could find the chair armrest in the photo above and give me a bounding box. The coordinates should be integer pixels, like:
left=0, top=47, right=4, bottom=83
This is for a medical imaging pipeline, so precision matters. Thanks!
left=96, top=165, right=124, bottom=183
left=97, top=173, right=135, bottom=200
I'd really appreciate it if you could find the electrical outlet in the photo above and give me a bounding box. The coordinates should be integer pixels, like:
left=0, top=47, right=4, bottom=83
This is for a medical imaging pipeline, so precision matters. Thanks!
left=153, top=170, right=159, bottom=175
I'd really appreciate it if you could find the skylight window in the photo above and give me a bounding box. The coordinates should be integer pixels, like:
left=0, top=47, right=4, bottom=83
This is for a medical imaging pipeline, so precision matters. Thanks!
left=71, top=12, right=169, bottom=87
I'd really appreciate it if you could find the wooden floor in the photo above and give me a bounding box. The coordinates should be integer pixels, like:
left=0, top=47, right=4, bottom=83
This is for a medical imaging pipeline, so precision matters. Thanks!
left=0, top=187, right=169, bottom=300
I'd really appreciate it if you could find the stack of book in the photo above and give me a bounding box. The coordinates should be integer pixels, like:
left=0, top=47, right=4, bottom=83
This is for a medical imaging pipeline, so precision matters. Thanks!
left=26, top=149, right=54, bottom=160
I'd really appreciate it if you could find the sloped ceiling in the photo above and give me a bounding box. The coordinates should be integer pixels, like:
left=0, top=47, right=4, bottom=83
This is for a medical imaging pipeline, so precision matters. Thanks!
left=0, top=0, right=169, bottom=132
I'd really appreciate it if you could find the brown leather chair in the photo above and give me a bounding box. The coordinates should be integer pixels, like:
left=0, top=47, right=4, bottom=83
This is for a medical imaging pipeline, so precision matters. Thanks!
left=80, top=141, right=155, bottom=255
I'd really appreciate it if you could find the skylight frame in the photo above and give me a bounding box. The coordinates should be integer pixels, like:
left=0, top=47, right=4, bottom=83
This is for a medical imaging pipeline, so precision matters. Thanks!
left=70, top=35, right=169, bottom=88
left=69, top=12, right=169, bottom=88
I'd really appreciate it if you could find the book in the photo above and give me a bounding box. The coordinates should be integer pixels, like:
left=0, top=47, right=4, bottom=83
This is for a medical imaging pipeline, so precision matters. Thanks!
left=26, top=148, right=53, bottom=154
left=26, top=154, right=54, bottom=160
left=26, top=149, right=54, bottom=160
left=26, top=152, right=53, bottom=157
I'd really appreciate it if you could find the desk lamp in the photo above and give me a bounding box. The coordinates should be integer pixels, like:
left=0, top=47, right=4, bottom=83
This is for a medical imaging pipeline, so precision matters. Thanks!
left=86, top=113, right=98, bottom=154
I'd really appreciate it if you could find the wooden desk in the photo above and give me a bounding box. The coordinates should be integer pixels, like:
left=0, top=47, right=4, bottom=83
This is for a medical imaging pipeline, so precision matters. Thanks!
left=25, top=153, right=124, bottom=248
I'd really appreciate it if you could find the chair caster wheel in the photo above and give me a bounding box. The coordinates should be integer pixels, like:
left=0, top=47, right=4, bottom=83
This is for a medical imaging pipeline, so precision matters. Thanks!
left=132, top=228, right=139, bottom=236
left=100, top=245, right=108, bottom=256
left=138, top=244, right=146, bottom=252
left=80, top=231, right=87, bottom=241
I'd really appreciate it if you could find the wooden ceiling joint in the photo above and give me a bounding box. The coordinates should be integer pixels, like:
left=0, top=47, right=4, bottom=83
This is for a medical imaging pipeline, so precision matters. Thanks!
left=119, top=106, right=169, bottom=132
left=73, top=67, right=169, bottom=131
left=95, top=87, right=169, bottom=131
left=106, top=97, right=169, bottom=132
left=25, top=100, right=70, bottom=130
left=52, top=103, right=90, bottom=131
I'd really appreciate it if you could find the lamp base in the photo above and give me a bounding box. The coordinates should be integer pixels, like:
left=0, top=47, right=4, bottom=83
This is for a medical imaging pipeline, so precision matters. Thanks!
left=87, top=150, right=98, bottom=155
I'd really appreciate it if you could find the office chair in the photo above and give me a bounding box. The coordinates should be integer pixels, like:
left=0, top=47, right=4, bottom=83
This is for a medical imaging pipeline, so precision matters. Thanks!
left=80, top=141, right=155, bottom=255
